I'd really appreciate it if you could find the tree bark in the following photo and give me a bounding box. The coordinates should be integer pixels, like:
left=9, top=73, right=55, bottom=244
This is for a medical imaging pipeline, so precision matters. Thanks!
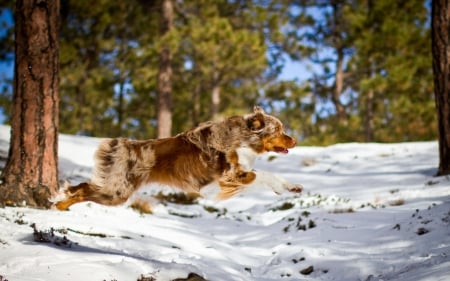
left=157, top=0, right=173, bottom=138
left=432, top=0, right=450, bottom=176
left=0, top=0, right=60, bottom=208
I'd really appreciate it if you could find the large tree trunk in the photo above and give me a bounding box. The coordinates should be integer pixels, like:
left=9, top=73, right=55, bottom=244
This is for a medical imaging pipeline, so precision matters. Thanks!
left=0, top=0, right=60, bottom=208
left=157, top=0, right=173, bottom=138
left=432, top=0, right=450, bottom=176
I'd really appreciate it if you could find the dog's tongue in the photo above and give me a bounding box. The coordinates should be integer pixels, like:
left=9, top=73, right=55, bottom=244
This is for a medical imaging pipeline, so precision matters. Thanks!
left=274, top=147, right=289, bottom=154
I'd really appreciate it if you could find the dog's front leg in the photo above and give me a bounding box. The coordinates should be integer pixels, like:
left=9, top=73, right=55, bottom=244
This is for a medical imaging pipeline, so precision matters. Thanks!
left=217, top=169, right=257, bottom=199
left=253, top=170, right=303, bottom=195
left=216, top=170, right=302, bottom=199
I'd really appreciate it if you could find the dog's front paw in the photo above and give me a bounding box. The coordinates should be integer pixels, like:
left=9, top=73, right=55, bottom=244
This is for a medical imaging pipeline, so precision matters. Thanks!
left=271, top=182, right=303, bottom=195
left=253, top=171, right=304, bottom=195
left=237, top=171, right=256, bottom=184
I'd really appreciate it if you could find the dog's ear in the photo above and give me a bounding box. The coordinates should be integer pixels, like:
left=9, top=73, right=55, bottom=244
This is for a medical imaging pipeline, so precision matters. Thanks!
left=253, top=105, right=265, bottom=114
left=247, top=112, right=265, bottom=132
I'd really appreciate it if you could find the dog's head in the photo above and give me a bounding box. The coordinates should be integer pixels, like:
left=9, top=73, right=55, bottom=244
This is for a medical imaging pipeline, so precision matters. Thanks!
left=246, top=106, right=296, bottom=154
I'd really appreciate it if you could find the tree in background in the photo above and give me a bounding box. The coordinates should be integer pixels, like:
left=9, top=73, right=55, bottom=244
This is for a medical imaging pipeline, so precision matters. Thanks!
left=0, top=0, right=438, bottom=144
left=157, top=0, right=173, bottom=138
left=0, top=0, right=59, bottom=208
left=288, top=0, right=355, bottom=143
left=58, top=0, right=151, bottom=137
left=175, top=1, right=267, bottom=122
left=348, top=0, right=433, bottom=142
left=432, top=0, right=450, bottom=176
left=293, top=0, right=433, bottom=144
left=58, top=0, right=117, bottom=136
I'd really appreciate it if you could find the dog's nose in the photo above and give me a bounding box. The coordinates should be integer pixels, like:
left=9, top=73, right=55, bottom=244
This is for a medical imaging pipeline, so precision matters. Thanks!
left=282, top=134, right=297, bottom=148
left=287, top=135, right=296, bottom=147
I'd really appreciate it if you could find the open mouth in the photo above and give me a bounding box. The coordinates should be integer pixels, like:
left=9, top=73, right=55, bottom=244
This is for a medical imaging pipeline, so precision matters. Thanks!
left=273, top=146, right=289, bottom=154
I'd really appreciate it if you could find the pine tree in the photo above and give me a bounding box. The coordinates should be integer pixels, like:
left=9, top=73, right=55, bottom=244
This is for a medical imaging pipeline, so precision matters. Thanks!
left=347, top=0, right=433, bottom=142
left=59, top=0, right=118, bottom=136
left=58, top=0, right=158, bottom=138
left=432, top=0, right=450, bottom=176
left=0, top=0, right=59, bottom=208
left=169, top=1, right=268, bottom=128
left=0, top=0, right=436, bottom=144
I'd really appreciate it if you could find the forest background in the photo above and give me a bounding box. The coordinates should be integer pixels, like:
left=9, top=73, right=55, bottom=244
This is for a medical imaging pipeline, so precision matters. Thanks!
left=0, top=0, right=435, bottom=145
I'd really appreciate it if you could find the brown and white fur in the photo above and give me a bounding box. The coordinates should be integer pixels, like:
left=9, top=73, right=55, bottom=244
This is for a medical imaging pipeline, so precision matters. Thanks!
left=54, top=106, right=303, bottom=210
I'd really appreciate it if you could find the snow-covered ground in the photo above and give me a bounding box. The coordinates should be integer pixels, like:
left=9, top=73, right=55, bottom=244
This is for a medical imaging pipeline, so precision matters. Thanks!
left=0, top=125, right=449, bottom=281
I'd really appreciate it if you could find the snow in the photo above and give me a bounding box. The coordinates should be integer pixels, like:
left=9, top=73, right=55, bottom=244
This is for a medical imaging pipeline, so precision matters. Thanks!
left=0, top=124, right=449, bottom=281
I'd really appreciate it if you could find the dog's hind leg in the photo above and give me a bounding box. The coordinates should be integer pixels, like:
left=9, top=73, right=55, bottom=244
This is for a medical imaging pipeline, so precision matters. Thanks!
left=53, top=182, right=127, bottom=210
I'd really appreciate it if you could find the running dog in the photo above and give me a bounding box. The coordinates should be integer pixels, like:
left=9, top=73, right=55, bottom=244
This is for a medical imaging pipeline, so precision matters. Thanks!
left=54, top=106, right=303, bottom=210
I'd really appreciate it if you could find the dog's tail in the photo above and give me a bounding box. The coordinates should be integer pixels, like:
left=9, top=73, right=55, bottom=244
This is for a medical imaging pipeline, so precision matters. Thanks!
left=91, top=138, right=125, bottom=188
left=54, top=138, right=153, bottom=210
left=92, top=138, right=155, bottom=188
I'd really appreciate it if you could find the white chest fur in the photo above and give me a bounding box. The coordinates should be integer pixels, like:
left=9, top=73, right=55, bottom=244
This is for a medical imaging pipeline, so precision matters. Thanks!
left=236, top=147, right=258, bottom=171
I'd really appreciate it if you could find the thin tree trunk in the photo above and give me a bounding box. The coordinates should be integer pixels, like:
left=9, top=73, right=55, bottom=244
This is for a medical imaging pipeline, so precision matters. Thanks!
left=332, top=48, right=347, bottom=122
left=210, top=70, right=220, bottom=120
left=363, top=0, right=375, bottom=143
left=364, top=88, right=375, bottom=142
left=211, top=86, right=220, bottom=120
left=331, top=2, right=347, bottom=123
left=0, top=0, right=60, bottom=208
left=157, top=0, right=173, bottom=138
left=192, top=81, right=201, bottom=126
left=75, top=73, right=86, bottom=134
left=432, top=0, right=450, bottom=176
left=117, top=79, right=125, bottom=137
left=191, top=58, right=201, bottom=127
